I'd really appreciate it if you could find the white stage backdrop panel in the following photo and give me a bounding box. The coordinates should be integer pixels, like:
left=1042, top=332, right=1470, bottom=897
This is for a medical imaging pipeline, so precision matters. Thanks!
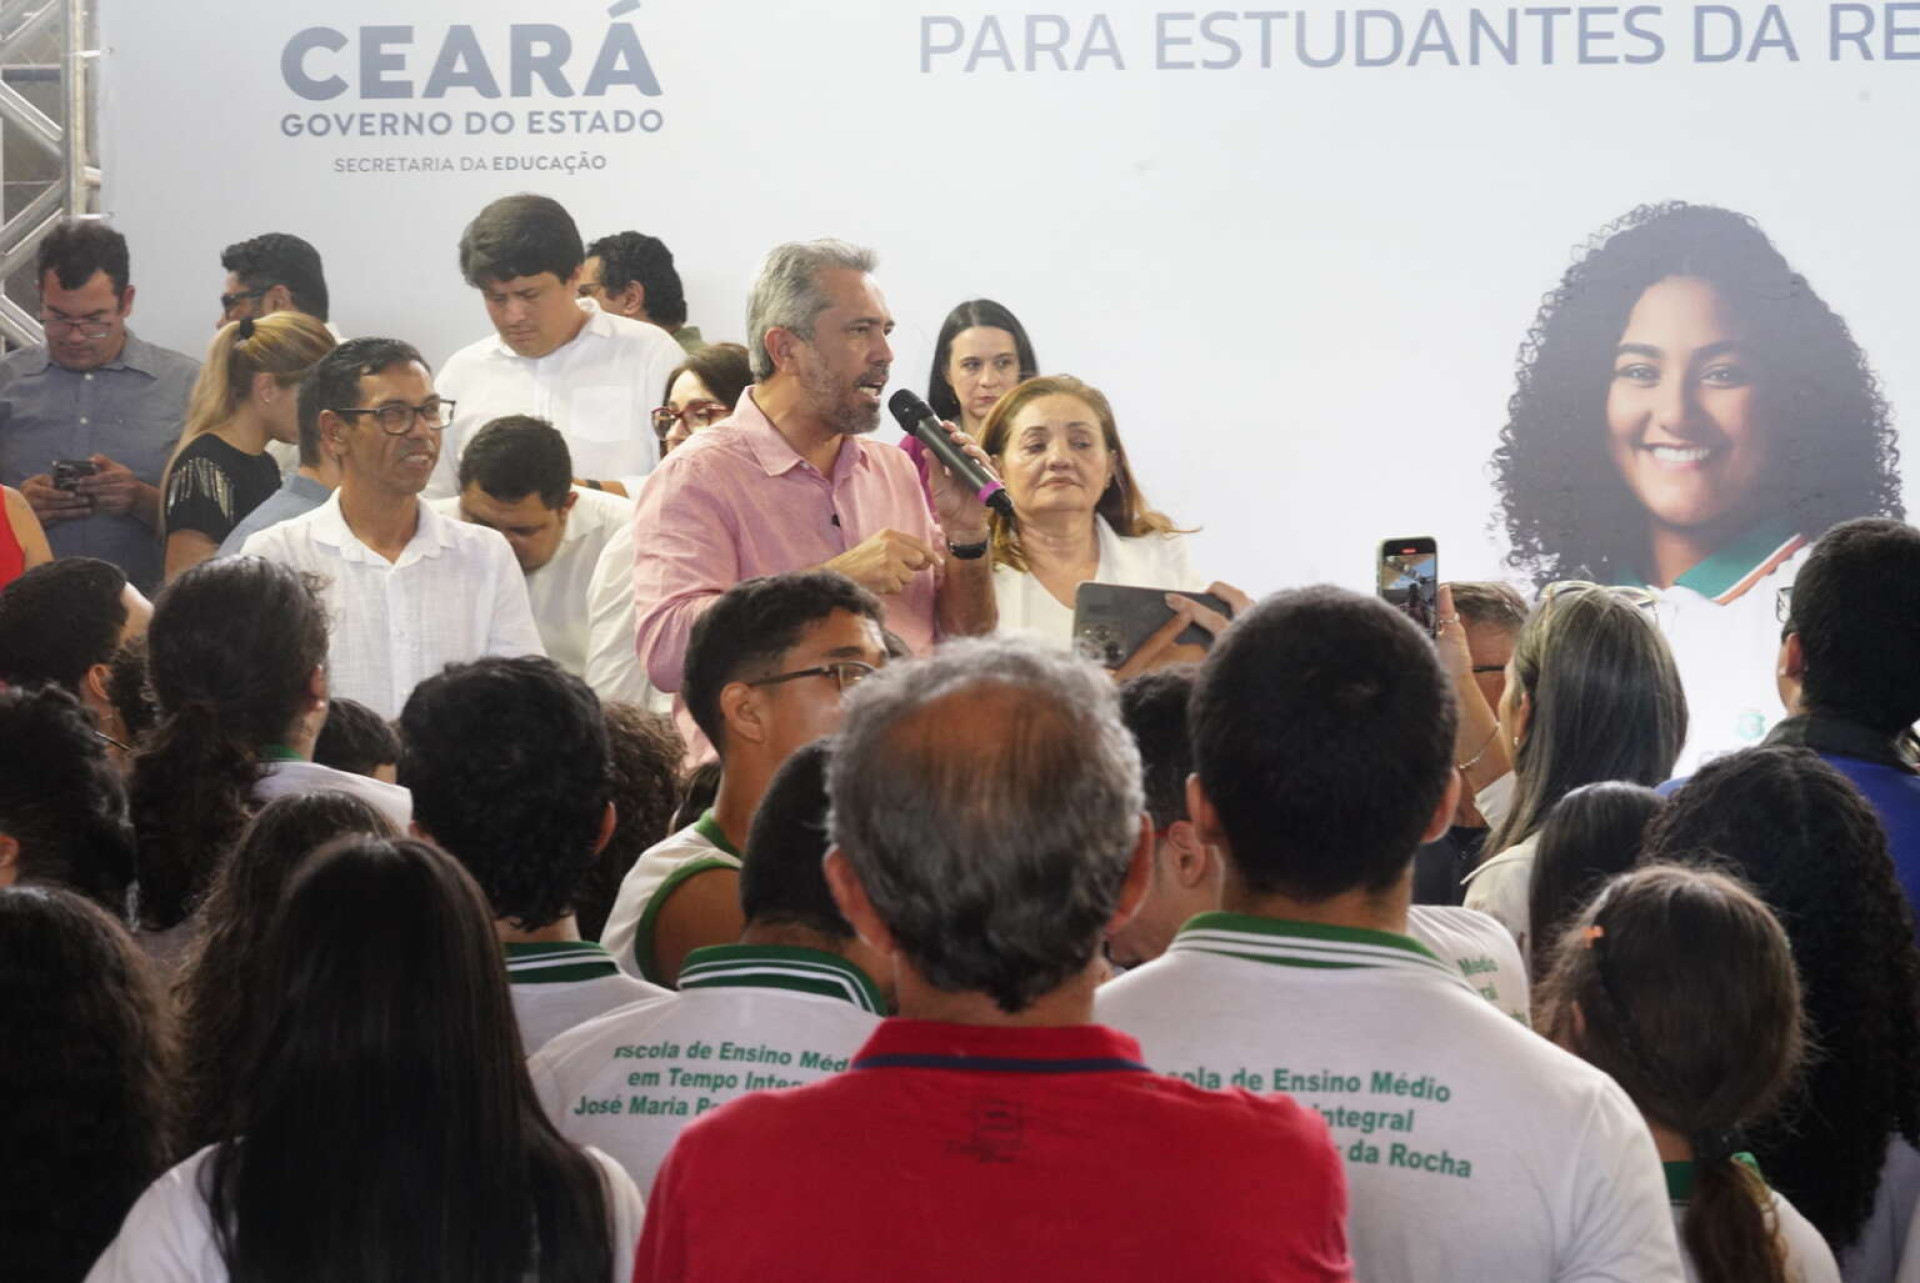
left=100, top=0, right=1920, bottom=766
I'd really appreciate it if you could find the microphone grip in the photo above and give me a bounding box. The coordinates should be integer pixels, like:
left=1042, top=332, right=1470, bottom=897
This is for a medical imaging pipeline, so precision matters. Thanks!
left=889, top=390, right=1016, bottom=519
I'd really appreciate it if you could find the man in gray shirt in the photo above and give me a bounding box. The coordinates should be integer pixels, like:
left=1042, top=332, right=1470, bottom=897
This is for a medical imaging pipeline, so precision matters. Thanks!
left=0, top=220, right=198, bottom=591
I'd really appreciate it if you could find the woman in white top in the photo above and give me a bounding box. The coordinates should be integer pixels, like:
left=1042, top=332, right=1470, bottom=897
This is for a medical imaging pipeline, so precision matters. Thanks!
left=1537, top=863, right=1840, bottom=1283
left=978, top=374, right=1196, bottom=649
left=1450, top=582, right=1687, bottom=956
left=87, top=835, right=643, bottom=1283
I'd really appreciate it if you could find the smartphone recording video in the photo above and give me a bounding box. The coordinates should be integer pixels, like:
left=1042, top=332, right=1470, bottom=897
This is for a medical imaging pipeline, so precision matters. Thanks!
left=1378, top=537, right=1439, bottom=637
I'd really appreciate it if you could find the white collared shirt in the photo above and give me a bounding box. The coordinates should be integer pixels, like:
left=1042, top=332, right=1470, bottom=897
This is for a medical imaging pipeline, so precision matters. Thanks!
left=583, top=511, right=669, bottom=712
left=255, top=758, right=413, bottom=831
left=991, top=516, right=1197, bottom=649
left=433, top=485, right=633, bottom=681
left=241, top=491, right=545, bottom=717
left=428, top=298, right=684, bottom=500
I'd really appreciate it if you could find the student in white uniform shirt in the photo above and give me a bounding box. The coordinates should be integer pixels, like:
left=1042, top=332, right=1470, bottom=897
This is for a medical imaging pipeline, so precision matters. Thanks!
left=533, top=737, right=887, bottom=1190
left=127, top=558, right=413, bottom=966
left=602, top=571, right=890, bottom=986
left=439, top=415, right=632, bottom=680
left=241, top=337, right=545, bottom=718
left=1096, top=586, right=1684, bottom=1283
left=87, top=837, right=642, bottom=1283
left=398, top=655, right=664, bottom=1053
left=1110, top=666, right=1533, bottom=1023
left=1448, top=582, right=1687, bottom=957
left=429, top=194, right=682, bottom=501
left=1537, top=864, right=1840, bottom=1283
left=977, top=374, right=1197, bottom=649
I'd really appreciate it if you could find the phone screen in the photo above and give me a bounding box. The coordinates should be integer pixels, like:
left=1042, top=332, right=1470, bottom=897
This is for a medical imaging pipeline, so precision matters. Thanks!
left=1378, top=537, right=1439, bottom=637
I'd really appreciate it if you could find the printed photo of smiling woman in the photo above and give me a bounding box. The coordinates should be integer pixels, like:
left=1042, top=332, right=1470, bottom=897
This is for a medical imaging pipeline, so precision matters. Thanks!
left=1491, top=201, right=1903, bottom=768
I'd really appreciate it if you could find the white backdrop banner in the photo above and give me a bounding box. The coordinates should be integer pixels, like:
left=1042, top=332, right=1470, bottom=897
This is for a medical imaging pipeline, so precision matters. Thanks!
left=100, top=0, right=1920, bottom=764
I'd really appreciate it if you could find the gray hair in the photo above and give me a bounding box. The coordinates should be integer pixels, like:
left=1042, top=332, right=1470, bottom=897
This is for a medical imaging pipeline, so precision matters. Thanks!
left=828, top=637, right=1145, bottom=1013
left=744, top=239, right=877, bottom=380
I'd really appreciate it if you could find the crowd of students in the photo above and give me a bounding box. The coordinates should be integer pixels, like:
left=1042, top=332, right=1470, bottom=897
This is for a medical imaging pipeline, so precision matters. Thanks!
left=1, top=198, right=1919, bottom=1283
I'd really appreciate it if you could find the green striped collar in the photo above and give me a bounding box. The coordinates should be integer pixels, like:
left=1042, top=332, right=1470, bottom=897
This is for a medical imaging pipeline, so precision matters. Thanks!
left=692, top=809, right=741, bottom=859
left=503, top=940, right=622, bottom=985
left=1622, top=517, right=1804, bottom=604
left=1665, top=1153, right=1762, bottom=1202
left=1171, top=912, right=1473, bottom=991
left=678, top=944, right=886, bottom=1015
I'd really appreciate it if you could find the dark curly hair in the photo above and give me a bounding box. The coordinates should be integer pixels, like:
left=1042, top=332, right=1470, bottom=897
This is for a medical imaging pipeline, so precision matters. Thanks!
left=1645, top=744, right=1920, bottom=1247
left=399, top=655, right=611, bottom=932
left=0, top=885, right=177, bottom=1282
left=1494, top=202, right=1902, bottom=588
left=174, top=792, right=396, bottom=1152
left=575, top=701, right=683, bottom=942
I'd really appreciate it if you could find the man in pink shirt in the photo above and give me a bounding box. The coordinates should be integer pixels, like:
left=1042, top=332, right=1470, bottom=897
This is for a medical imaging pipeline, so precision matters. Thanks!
left=629, top=240, right=996, bottom=748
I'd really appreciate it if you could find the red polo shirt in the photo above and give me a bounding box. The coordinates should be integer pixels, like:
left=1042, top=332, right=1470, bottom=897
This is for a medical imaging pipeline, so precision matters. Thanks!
left=634, top=1019, right=1352, bottom=1282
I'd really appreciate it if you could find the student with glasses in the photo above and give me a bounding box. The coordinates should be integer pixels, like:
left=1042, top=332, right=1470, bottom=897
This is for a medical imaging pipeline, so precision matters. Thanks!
left=240, top=338, right=544, bottom=718
left=0, top=219, right=199, bottom=593
left=602, top=571, right=888, bottom=987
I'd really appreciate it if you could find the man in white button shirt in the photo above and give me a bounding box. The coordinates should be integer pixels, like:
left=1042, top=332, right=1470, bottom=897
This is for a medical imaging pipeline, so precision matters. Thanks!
left=428, top=194, right=683, bottom=501
left=444, top=415, right=630, bottom=681
left=242, top=338, right=544, bottom=718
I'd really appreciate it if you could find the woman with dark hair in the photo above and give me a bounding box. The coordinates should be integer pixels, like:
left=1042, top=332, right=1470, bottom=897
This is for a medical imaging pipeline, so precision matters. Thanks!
left=1494, top=201, right=1902, bottom=761
left=926, top=298, right=1039, bottom=438
left=651, top=341, right=751, bottom=456
left=1536, top=864, right=1836, bottom=1283
left=0, top=885, right=176, bottom=1283
left=128, top=558, right=410, bottom=961
left=89, top=836, right=642, bottom=1283
left=1524, top=780, right=1665, bottom=979
left=1645, top=745, right=1920, bottom=1260
left=1458, top=584, right=1688, bottom=956
left=173, top=792, right=397, bottom=1152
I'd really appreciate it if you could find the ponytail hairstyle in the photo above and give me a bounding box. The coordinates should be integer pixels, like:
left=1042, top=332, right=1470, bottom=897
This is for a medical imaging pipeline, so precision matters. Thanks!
left=162, top=311, right=335, bottom=527
left=127, top=558, right=328, bottom=931
left=1538, top=864, right=1805, bottom=1283
left=173, top=792, right=396, bottom=1152
left=0, top=885, right=178, bottom=1282
left=207, top=837, right=615, bottom=1283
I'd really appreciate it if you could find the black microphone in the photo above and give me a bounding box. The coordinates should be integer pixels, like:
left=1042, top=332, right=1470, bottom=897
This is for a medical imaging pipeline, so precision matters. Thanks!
left=887, top=389, right=1015, bottom=519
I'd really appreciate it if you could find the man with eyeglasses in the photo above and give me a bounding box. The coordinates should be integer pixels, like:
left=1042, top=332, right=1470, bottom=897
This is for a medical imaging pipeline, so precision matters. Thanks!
left=0, top=219, right=198, bottom=592
left=217, top=232, right=332, bottom=331
left=603, top=570, right=889, bottom=988
left=241, top=338, right=544, bottom=718
left=428, top=195, right=683, bottom=503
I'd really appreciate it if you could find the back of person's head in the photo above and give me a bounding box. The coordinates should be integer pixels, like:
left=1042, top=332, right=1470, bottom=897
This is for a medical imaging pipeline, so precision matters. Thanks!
left=459, top=193, right=584, bottom=289
left=926, top=298, right=1040, bottom=421
left=1646, top=744, right=1920, bottom=1245
left=307, top=336, right=428, bottom=420
left=1191, top=586, right=1457, bottom=900
left=39, top=218, right=129, bottom=294
left=1538, top=864, right=1804, bottom=1283
left=1488, top=585, right=1688, bottom=856
left=0, top=884, right=175, bottom=1283
left=207, top=836, right=610, bottom=1283
left=400, top=656, right=610, bottom=931
left=458, top=415, right=573, bottom=509
left=0, top=683, right=135, bottom=910
left=106, top=632, right=157, bottom=745
left=180, top=312, right=335, bottom=451
left=0, top=556, right=130, bottom=692
left=1525, top=781, right=1666, bottom=978
left=577, top=702, right=683, bottom=941
left=668, top=341, right=753, bottom=412
left=129, top=558, right=328, bottom=930
left=221, top=232, right=330, bottom=322
left=312, top=697, right=399, bottom=780
left=586, top=230, right=687, bottom=328
left=671, top=760, right=723, bottom=833
left=744, top=738, right=853, bottom=939
left=830, top=637, right=1143, bottom=1013
left=683, top=571, right=885, bottom=756
left=744, top=239, right=876, bottom=380
left=1448, top=580, right=1529, bottom=636
left=1789, top=517, right=1920, bottom=733
left=1118, top=667, right=1196, bottom=829
left=175, top=792, right=396, bottom=1151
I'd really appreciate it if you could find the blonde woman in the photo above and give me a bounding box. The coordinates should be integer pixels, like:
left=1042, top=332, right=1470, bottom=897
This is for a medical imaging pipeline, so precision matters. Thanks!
left=161, top=313, right=334, bottom=580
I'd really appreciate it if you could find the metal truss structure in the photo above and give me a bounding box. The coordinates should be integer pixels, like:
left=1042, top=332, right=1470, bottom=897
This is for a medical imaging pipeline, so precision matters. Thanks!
left=0, top=0, right=95, bottom=348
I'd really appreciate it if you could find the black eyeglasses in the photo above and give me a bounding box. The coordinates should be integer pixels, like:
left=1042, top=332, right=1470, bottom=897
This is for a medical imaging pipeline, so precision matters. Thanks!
left=745, top=660, right=878, bottom=692
left=219, top=285, right=272, bottom=312
left=1471, top=665, right=1506, bottom=675
left=334, top=399, right=456, bottom=435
